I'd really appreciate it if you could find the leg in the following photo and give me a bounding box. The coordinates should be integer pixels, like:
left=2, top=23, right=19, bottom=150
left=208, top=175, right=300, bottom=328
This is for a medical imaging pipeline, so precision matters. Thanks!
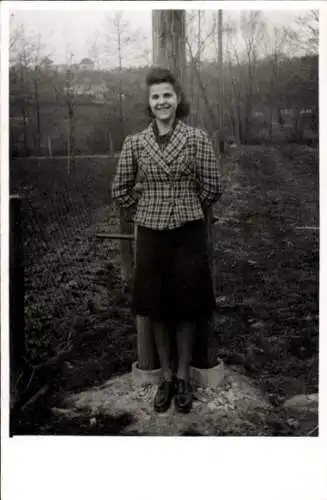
left=176, top=321, right=195, bottom=381
left=152, top=320, right=175, bottom=413
left=174, top=321, right=195, bottom=414
left=152, top=320, right=173, bottom=381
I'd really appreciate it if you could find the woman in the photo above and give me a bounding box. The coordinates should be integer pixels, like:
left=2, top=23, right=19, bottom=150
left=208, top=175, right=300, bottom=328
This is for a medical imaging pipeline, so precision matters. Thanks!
left=112, top=67, right=221, bottom=414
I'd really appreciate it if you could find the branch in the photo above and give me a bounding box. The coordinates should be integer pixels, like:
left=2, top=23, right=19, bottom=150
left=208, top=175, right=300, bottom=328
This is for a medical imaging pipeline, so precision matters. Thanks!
left=185, top=35, right=218, bottom=130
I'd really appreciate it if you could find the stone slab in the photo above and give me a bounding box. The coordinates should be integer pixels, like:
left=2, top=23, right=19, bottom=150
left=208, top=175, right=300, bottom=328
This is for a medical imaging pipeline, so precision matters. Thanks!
left=60, top=367, right=272, bottom=436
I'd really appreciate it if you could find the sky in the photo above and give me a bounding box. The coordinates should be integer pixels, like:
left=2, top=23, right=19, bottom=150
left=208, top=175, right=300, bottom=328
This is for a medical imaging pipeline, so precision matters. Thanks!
left=9, top=6, right=308, bottom=68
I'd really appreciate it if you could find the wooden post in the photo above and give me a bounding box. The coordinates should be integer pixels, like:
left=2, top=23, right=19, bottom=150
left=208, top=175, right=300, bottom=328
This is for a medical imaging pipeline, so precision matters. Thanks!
left=119, top=207, right=134, bottom=285
left=108, top=131, right=113, bottom=157
left=48, top=136, right=52, bottom=158
left=10, top=195, right=25, bottom=410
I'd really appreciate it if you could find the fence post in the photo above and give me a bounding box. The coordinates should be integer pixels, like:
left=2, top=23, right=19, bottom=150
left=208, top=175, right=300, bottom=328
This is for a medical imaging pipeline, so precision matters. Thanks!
left=119, top=207, right=135, bottom=285
left=48, top=136, right=52, bottom=158
left=192, top=207, right=217, bottom=369
left=10, top=195, right=25, bottom=409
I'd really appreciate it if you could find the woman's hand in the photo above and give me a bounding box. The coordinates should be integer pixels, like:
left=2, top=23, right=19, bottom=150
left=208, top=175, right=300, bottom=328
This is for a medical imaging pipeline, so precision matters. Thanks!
left=134, top=182, right=144, bottom=193
left=133, top=182, right=144, bottom=200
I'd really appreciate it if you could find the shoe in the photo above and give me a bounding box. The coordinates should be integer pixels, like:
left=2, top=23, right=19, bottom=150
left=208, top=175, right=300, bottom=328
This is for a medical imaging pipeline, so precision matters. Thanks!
left=154, top=378, right=175, bottom=413
left=174, top=378, right=193, bottom=413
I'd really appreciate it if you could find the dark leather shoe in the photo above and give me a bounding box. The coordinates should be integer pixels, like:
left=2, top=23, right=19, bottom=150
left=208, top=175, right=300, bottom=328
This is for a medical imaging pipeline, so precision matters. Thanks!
left=174, top=378, right=193, bottom=413
left=154, top=379, right=174, bottom=413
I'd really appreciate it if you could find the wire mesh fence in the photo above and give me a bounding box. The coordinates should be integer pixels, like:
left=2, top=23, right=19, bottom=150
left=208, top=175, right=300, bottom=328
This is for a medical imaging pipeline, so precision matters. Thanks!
left=10, top=156, right=120, bottom=368
left=10, top=157, right=114, bottom=262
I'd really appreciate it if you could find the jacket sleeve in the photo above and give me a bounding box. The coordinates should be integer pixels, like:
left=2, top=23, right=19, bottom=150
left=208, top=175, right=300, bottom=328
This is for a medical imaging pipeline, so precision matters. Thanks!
left=111, top=135, right=139, bottom=209
left=195, top=130, right=222, bottom=211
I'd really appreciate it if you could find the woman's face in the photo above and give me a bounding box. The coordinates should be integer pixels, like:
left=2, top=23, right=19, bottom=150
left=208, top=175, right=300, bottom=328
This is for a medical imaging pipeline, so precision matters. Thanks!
left=148, top=82, right=180, bottom=122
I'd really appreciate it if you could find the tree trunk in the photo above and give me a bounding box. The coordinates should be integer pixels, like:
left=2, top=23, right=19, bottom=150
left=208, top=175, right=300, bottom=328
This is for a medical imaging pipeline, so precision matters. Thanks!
left=34, top=75, right=41, bottom=155
left=152, top=10, right=186, bottom=84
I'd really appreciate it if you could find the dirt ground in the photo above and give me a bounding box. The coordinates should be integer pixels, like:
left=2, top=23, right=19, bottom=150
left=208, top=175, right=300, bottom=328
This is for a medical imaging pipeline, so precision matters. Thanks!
left=10, top=144, right=319, bottom=436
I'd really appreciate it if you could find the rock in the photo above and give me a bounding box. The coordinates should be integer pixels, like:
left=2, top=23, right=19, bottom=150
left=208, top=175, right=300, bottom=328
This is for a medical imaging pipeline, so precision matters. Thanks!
left=283, top=394, right=318, bottom=435
left=283, top=393, right=318, bottom=412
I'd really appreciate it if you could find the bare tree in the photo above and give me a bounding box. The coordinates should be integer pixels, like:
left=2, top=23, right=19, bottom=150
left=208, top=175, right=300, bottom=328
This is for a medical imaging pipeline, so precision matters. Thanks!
left=217, top=10, right=224, bottom=152
left=185, top=36, right=218, bottom=134
left=290, top=10, right=319, bottom=55
left=10, top=21, right=53, bottom=156
left=186, top=10, right=219, bottom=129
left=10, top=17, right=23, bottom=54
left=102, top=11, right=142, bottom=146
left=10, top=24, right=35, bottom=155
left=186, top=10, right=206, bottom=125
left=87, top=36, right=102, bottom=71
left=30, top=34, right=47, bottom=155
left=224, top=20, right=242, bottom=145
left=239, top=11, right=266, bottom=142
left=64, top=51, right=77, bottom=173
left=52, top=46, right=79, bottom=170
left=263, top=26, right=289, bottom=141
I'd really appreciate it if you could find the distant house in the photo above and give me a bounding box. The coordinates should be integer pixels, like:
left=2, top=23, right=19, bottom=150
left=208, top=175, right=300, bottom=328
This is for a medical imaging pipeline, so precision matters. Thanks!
left=53, top=57, right=95, bottom=74
left=79, top=57, right=95, bottom=71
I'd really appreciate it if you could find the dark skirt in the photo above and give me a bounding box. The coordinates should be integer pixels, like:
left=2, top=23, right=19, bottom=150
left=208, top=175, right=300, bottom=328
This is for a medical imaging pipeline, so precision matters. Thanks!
left=132, top=220, right=215, bottom=322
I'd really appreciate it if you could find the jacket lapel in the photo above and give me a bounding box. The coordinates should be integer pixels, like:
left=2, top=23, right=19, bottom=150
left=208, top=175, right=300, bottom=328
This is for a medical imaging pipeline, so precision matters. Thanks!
left=142, top=123, right=171, bottom=175
left=142, top=120, right=188, bottom=176
left=164, top=120, right=188, bottom=165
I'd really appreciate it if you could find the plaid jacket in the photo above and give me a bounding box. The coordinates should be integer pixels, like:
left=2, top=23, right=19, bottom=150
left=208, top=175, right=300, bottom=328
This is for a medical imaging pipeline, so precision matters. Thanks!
left=111, top=120, right=222, bottom=230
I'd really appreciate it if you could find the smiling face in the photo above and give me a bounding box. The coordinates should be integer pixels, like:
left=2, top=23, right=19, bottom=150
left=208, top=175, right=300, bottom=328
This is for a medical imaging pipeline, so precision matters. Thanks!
left=148, top=82, right=180, bottom=124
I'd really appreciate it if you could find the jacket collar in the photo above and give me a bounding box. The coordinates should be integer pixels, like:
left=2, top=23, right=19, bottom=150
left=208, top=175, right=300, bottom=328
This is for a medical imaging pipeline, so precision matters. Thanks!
left=143, top=119, right=188, bottom=175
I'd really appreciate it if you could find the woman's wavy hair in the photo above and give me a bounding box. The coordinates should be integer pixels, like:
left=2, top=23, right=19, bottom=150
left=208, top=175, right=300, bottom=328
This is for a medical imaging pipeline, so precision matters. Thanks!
left=145, top=67, right=190, bottom=118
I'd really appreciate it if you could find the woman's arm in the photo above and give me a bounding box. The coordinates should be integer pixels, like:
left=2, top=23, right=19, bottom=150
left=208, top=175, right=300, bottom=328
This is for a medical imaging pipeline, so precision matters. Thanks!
left=111, top=135, right=139, bottom=208
left=196, top=130, right=222, bottom=211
